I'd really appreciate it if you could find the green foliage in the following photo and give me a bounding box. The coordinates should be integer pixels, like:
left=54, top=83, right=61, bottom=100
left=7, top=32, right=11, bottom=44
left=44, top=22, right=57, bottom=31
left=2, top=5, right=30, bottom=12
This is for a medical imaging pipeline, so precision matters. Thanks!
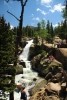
left=41, top=50, right=47, bottom=57
left=0, top=16, right=16, bottom=94
left=34, top=31, right=39, bottom=37
left=34, top=20, right=54, bottom=44
left=54, top=1, right=67, bottom=41
left=54, top=20, right=67, bottom=40
left=46, top=20, right=54, bottom=39
left=40, top=19, right=45, bottom=29
left=62, top=1, right=67, bottom=20
left=63, top=8, right=67, bottom=20
left=23, top=26, right=35, bottom=37
left=45, top=33, right=52, bottom=42
left=38, top=29, right=47, bottom=38
left=37, top=22, right=41, bottom=31
left=46, top=20, right=50, bottom=34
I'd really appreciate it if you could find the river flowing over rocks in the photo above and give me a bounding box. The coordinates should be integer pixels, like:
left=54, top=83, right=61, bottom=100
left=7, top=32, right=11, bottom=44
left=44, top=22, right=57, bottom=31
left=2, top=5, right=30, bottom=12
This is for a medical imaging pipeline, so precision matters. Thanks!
left=15, top=39, right=45, bottom=100
left=1, top=38, right=67, bottom=100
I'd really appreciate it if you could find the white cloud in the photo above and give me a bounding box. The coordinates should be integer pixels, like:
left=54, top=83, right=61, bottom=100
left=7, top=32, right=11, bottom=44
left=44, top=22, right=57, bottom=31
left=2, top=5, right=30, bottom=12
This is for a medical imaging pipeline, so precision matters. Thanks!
left=53, top=24, right=58, bottom=28
left=45, top=5, right=51, bottom=8
left=32, top=17, right=40, bottom=21
left=41, top=0, right=52, bottom=4
left=50, top=3, right=65, bottom=13
left=32, top=14, right=34, bottom=17
left=37, top=8, right=47, bottom=15
left=10, top=25, right=14, bottom=29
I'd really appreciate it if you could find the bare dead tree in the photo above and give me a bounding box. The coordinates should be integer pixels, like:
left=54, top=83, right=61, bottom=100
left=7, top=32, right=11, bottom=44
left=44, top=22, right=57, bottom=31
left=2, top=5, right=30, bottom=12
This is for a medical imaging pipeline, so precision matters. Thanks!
left=6, top=0, right=28, bottom=64
left=5, top=0, right=28, bottom=45
left=4, top=1, right=28, bottom=100
left=18, top=0, right=28, bottom=45
left=7, top=10, right=20, bottom=21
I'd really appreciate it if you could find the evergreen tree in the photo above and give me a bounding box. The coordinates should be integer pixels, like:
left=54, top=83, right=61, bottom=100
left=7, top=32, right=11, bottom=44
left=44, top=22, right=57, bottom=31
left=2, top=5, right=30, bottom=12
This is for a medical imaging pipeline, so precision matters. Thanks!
left=37, top=22, right=41, bottom=31
left=63, top=0, right=67, bottom=21
left=40, top=19, right=45, bottom=29
left=46, top=20, right=50, bottom=34
left=37, top=20, right=48, bottom=44
left=50, top=23, right=54, bottom=38
left=0, top=16, right=16, bottom=100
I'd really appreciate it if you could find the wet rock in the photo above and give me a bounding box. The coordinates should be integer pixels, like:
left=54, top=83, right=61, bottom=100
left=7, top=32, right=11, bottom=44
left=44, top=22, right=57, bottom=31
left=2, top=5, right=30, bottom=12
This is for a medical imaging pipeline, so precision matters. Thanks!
left=33, top=78, right=37, bottom=81
left=16, top=64, right=23, bottom=74
left=19, top=61, right=26, bottom=68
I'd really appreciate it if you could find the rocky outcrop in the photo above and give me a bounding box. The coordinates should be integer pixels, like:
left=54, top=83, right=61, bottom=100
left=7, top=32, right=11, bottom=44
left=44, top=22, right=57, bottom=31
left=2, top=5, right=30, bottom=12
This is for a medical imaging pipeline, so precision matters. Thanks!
left=31, top=52, right=63, bottom=77
left=54, top=48, right=67, bottom=69
left=29, top=64, right=67, bottom=100
left=29, top=79, right=47, bottom=96
left=29, top=40, right=67, bottom=100
left=16, top=64, right=23, bottom=74
left=29, top=80, right=67, bottom=100
left=29, top=44, right=42, bottom=60
left=19, top=61, right=26, bottom=68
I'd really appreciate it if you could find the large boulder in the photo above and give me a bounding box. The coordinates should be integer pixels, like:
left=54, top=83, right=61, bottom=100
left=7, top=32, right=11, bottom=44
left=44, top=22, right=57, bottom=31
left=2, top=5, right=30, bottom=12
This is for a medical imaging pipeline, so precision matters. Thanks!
left=29, top=82, right=61, bottom=100
left=55, top=48, right=67, bottom=69
left=31, top=52, right=49, bottom=77
left=29, top=44, right=42, bottom=60
left=19, top=61, right=26, bottom=68
left=45, top=82, right=61, bottom=94
left=31, top=52, right=63, bottom=77
left=48, top=59, right=62, bottom=68
left=16, top=64, right=23, bottom=74
left=29, top=79, right=47, bottom=96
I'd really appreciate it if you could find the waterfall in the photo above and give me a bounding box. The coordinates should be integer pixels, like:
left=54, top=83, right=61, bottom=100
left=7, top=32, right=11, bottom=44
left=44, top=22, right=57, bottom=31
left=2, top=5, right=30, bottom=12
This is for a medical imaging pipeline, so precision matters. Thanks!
left=18, top=39, right=38, bottom=81
left=2, top=39, right=43, bottom=100
left=19, top=40, right=33, bottom=61
left=15, top=39, right=38, bottom=100
left=19, top=40, right=33, bottom=69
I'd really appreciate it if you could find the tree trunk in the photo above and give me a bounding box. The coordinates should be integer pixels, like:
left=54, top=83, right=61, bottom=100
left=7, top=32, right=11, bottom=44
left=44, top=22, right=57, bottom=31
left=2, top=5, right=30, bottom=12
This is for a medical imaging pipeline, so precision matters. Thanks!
left=18, top=6, right=24, bottom=46
left=10, top=91, right=14, bottom=100
left=9, top=75, right=15, bottom=100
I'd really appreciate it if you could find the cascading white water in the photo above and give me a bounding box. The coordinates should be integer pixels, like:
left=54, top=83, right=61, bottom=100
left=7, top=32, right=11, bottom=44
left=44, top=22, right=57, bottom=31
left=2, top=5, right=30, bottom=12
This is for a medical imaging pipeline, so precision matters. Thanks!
left=2, top=39, right=43, bottom=100
left=15, top=39, right=38, bottom=100
left=19, top=39, right=38, bottom=77
left=19, top=40, right=33, bottom=61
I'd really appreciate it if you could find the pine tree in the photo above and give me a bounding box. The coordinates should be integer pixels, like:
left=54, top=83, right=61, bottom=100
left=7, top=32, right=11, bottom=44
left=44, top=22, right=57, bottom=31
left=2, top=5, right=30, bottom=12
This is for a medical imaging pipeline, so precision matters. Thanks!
left=50, top=23, right=54, bottom=38
left=0, top=16, right=16, bottom=100
left=63, top=0, right=67, bottom=21
left=46, top=20, right=50, bottom=34
left=37, top=22, right=41, bottom=31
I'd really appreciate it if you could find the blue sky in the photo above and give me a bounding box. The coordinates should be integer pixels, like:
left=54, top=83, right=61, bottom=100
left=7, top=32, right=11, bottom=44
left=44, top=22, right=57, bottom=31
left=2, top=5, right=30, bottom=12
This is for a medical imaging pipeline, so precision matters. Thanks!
left=0, top=0, right=65, bottom=28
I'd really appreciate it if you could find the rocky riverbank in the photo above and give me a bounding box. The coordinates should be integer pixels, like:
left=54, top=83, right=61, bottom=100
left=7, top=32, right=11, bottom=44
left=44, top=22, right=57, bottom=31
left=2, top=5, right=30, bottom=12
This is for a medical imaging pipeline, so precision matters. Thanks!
left=29, top=81, right=67, bottom=100
left=28, top=38, right=67, bottom=100
left=16, top=37, right=67, bottom=100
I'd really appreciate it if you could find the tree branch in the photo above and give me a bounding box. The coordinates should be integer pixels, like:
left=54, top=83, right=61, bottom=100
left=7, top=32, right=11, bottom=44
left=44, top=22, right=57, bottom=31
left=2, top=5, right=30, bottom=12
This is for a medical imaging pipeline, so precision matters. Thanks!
left=23, top=0, right=28, bottom=6
left=7, top=11, right=20, bottom=21
left=20, top=0, right=23, bottom=6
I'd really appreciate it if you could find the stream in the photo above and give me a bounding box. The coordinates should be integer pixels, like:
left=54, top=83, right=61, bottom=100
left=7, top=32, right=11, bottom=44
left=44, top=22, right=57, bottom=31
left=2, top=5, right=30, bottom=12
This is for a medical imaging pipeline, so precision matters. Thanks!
left=15, top=40, right=41, bottom=100
left=0, top=40, right=44, bottom=100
